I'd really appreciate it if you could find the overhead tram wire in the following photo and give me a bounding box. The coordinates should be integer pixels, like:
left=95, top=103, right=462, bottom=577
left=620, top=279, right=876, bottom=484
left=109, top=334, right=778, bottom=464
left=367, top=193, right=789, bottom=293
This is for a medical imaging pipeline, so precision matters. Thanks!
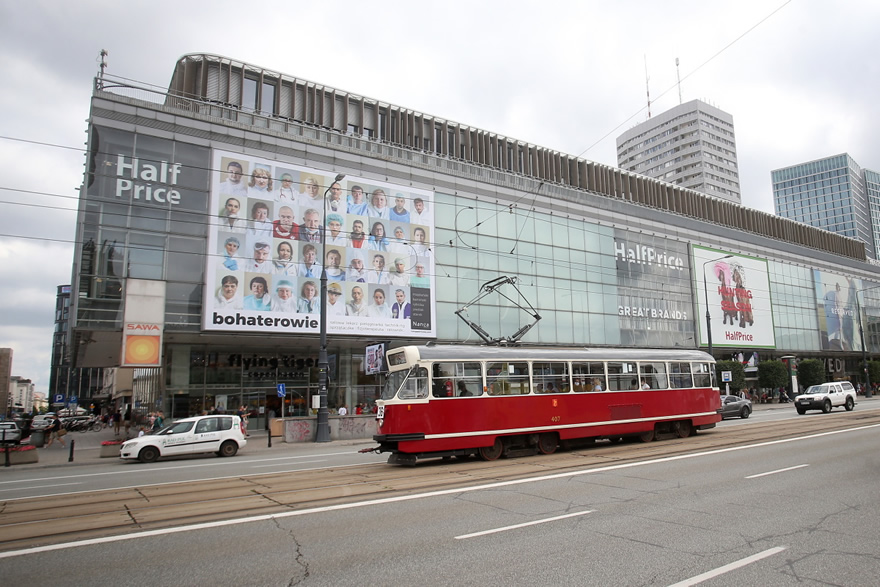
left=0, top=138, right=779, bottom=305
left=575, top=0, right=792, bottom=159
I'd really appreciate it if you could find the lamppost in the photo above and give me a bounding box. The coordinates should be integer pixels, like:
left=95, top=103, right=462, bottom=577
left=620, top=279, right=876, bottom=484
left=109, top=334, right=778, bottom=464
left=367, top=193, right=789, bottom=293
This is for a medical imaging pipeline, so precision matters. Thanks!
left=315, top=173, right=345, bottom=443
left=702, top=254, right=733, bottom=357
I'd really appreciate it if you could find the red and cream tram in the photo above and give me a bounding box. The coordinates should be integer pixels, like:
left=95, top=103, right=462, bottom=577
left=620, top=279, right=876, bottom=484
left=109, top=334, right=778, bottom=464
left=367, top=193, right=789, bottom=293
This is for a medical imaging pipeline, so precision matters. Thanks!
left=372, top=345, right=721, bottom=465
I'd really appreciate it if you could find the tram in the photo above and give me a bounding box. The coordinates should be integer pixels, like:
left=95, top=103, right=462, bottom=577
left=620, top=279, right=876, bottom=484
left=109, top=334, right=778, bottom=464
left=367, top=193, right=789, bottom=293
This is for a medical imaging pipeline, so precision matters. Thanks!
left=372, top=344, right=721, bottom=465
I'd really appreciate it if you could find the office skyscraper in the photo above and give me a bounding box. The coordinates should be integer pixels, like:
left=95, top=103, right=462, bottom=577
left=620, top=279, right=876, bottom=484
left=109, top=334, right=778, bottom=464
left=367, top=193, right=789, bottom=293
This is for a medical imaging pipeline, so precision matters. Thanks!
left=772, top=154, right=876, bottom=260
left=616, top=99, right=741, bottom=204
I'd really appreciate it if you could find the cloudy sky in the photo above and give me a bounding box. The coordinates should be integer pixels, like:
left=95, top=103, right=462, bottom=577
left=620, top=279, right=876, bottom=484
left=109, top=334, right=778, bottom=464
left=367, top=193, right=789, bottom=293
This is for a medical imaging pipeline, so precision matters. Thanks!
left=1, top=0, right=877, bottom=393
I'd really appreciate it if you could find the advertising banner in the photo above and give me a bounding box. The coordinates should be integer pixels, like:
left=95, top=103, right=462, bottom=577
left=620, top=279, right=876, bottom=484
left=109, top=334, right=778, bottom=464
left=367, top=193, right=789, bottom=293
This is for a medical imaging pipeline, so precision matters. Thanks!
left=121, top=323, right=163, bottom=366
left=813, top=271, right=862, bottom=351
left=693, top=246, right=776, bottom=349
left=203, top=150, right=436, bottom=337
left=614, top=230, right=693, bottom=346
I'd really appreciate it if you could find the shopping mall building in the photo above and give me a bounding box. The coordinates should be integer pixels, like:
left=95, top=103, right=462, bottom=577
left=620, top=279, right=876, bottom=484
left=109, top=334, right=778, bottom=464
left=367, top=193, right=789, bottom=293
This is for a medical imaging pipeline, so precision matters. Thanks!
left=69, top=53, right=880, bottom=432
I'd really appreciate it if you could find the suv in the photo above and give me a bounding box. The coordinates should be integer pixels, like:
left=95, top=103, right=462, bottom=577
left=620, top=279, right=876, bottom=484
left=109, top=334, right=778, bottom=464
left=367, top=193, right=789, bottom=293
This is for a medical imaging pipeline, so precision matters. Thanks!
left=794, top=381, right=857, bottom=415
left=119, top=415, right=247, bottom=463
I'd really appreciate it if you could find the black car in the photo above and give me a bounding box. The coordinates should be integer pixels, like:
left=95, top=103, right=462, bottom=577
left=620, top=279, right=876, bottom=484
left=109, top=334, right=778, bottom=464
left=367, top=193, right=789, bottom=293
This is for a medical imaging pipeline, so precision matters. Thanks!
left=718, top=394, right=752, bottom=419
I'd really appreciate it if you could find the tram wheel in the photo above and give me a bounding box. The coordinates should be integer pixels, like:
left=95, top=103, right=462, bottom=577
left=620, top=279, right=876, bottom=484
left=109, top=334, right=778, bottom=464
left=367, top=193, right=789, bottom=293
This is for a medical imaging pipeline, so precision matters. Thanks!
left=479, top=438, right=504, bottom=461
left=639, top=429, right=655, bottom=443
left=537, top=433, right=558, bottom=455
left=676, top=421, right=693, bottom=438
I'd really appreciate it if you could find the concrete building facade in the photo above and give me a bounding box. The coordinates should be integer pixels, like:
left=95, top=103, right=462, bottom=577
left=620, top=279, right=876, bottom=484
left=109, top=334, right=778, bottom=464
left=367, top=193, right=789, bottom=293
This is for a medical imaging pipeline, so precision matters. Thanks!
left=616, top=99, right=741, bottom=204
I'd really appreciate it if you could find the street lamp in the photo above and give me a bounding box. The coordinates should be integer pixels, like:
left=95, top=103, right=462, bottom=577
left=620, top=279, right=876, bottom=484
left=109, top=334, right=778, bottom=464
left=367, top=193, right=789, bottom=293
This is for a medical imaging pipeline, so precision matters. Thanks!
left=702, top=254, right=733, bottom=357
left=315, top=173, right=345, bottom=443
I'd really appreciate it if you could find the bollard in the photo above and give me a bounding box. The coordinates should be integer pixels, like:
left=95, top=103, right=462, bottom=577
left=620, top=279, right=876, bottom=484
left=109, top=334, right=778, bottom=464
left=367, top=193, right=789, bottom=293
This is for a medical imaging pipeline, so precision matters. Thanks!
left=3, top=446, right=9, bottom=468
left=69, top=439, right=75, bottom=462
left=267, top=429, right=272, bottom=448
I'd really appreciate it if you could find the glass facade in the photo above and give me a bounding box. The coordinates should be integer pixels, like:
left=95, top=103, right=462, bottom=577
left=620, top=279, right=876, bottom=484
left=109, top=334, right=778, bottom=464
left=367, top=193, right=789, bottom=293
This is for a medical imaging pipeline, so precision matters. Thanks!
left=772, top=154, right=875, bottom=259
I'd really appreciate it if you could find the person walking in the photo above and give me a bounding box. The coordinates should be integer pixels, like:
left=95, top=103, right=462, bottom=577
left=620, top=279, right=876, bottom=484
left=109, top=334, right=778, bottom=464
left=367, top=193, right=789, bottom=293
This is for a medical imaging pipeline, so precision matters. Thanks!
left=45, top=415, right=67, bottom=449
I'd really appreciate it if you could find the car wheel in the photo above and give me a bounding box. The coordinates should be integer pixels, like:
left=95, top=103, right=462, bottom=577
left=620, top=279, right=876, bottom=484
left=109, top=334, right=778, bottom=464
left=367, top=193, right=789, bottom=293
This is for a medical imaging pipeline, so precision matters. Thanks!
left=219, top=440, right=239, bottom=457
left=740, top=406, right=751, bottom=419
left=845, top=397, right=855, bottom=411
left=822, top=400, right=832, bottom=413
left=796, top=407, right=806, bottom=415
left=138, top=446, right=160, bottom=463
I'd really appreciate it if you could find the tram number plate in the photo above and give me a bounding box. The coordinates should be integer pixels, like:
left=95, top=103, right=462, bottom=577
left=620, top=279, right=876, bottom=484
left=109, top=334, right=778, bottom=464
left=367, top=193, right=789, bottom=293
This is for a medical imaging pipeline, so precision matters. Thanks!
left=377, top=405, right=385, bottom=418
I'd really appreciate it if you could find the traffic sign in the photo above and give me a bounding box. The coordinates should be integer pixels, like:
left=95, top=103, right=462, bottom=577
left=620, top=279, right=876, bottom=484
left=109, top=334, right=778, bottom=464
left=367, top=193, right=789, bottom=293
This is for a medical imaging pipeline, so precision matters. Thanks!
left=721, top=371, right=732, bottom=383
left=69, top=396, right=78, bottom=404
left=277, top=383, right=286, bottom=398
left=53, top=394, right=64, bottom=403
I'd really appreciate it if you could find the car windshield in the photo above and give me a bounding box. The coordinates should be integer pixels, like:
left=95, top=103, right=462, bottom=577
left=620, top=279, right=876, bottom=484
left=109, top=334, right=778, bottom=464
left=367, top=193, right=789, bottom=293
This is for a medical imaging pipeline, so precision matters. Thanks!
left=804, top=386, right=824, bottom=394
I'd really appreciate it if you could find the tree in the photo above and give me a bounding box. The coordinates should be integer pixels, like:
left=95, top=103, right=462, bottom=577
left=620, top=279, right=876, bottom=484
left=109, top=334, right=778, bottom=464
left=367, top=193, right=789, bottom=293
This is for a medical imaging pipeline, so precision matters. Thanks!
left=868, top=361, right=880, bottom=389
left=757, top=360, right=789, bottom=391
left=714, top=360, right=746, bottom=393
left=796, top=359, right=826, bottom=389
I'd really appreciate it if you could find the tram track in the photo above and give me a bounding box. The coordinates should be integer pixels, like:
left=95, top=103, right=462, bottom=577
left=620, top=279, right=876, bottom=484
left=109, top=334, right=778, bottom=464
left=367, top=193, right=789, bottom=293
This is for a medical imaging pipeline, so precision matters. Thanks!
left=1, top=410, right=876, bottom=553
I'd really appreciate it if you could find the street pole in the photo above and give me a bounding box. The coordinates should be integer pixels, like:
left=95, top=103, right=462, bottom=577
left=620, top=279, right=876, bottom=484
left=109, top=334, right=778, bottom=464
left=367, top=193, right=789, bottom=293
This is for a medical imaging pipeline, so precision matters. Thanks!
left=702, top=254, right=733, bottom=358
left=315, top=173, right=345, bottom=443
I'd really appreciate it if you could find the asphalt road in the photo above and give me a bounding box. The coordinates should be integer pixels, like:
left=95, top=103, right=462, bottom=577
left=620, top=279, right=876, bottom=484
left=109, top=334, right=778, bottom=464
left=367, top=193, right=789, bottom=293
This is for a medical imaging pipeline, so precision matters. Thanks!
left=1, top=401, right=878, bottom=586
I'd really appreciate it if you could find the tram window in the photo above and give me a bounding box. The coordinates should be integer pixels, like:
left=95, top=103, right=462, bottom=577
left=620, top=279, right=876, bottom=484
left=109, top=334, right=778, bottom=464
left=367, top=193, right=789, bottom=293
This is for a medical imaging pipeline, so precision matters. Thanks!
left=572, top=362, right=605, bottom=391
left=432, top=362, right=482, bottom=398
left=533, top=362, right=570, bottom=393
left=639, top=362, right=668, bottom=390
left=396, top=367, right=429, bottom=400
left=692, top=363, right=712, bottom=388
left=607, top=362, right=637, bottom=391
left=486, top=362, right=529, bottom=396
left=669, top=362, right=693, bottom=388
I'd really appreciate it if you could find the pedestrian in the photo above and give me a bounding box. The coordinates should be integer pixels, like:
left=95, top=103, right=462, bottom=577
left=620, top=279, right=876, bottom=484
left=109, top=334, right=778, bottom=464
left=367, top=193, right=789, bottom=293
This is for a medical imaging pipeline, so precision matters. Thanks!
left=151, top=410, right=164, bottom=433
left=113, top=410, right=121, bottom=436
left=237, top=406, right=250, bottom=437
left=45, top=415, right=67, bottom=449
left=123, top=406, right=132, bottom=438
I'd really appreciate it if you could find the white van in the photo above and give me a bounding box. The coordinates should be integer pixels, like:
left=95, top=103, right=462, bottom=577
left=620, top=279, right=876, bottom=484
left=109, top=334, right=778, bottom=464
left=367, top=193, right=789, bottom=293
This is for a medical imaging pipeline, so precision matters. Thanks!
left=794, top=381, right=856, bottom=414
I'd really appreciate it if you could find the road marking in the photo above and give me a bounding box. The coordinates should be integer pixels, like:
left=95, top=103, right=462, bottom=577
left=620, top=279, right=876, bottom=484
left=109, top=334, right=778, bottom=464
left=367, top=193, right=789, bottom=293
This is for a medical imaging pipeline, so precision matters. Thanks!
left=667, top=546, right=787, bottom=586
left=250, top=459, right=326, bottom=468
left=0, top=483, right=82, bottom=493
left=746, top=464, right=809, bottom=479
left=1, top=423, right=877, bottom=559
left=0, top=451, right=377, bottom=485
left=455, top=511, right=593, bottom=539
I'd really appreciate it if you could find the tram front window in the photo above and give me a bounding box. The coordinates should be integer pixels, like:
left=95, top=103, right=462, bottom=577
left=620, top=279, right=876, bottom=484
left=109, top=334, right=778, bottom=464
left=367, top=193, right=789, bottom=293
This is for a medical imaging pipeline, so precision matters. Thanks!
left=381, top=367, right=429, bottom=400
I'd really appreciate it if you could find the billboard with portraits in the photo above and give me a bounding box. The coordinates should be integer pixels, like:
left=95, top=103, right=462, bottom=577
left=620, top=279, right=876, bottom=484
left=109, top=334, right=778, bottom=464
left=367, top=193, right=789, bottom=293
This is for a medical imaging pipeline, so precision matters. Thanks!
left=203, top=150, right=436, bottom=337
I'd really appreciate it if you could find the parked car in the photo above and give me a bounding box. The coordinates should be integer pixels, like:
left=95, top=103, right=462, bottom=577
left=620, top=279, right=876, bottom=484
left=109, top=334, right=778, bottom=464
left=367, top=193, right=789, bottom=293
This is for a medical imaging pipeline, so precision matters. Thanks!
left=718, top=394, right=752, bottom=419
left=795, top=381, right=857, bottom=414
left=30, top=413, right=56, bottom=430
left=119, top=415, right=247, bottom=463
left=0, top=421, right=22, bottom=444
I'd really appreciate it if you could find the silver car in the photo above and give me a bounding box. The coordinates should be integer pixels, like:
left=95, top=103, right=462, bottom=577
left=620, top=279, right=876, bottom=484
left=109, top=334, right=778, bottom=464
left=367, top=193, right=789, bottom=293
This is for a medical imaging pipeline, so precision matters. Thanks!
left=718, top=394, right=752, bottom=419
left=0, top=421, right=22, bottom=444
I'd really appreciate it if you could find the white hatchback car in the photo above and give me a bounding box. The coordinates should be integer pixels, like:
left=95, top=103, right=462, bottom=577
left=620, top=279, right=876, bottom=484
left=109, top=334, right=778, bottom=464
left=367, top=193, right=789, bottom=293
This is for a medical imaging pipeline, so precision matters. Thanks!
left=120, top=415, right=247, bottom=463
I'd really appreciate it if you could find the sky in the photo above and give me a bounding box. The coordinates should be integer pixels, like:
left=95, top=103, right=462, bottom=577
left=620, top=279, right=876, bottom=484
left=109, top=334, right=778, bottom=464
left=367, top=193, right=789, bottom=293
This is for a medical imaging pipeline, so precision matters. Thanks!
left=1, top=0, right=878, bottom=394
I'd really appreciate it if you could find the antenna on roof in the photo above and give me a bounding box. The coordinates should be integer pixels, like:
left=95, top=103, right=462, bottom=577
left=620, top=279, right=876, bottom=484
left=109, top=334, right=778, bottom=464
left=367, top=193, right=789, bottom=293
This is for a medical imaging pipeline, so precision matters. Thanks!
left=675, top=57, right=682, bottom=105
left=98, top=49, right=108, bottom=89
left=644, top=55, right=651, bottom=119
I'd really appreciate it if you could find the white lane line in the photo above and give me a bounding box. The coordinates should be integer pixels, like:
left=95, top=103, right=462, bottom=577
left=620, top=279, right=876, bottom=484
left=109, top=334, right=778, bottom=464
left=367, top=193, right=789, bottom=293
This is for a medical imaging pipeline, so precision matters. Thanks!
left=667, top=546, right=787, bottom=586
left=0, top=462, right=381, bottom=502
left=0, top=451, right=366, bottom=485
left=250, top=460, right=326, bottom=468
left=746, top=464, right=809, bottom=479
left=455, top=511, right=593, bottom=539
left=1, top=423, right=877, bottom=559
left=0, top=483, right=82, bottom=493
